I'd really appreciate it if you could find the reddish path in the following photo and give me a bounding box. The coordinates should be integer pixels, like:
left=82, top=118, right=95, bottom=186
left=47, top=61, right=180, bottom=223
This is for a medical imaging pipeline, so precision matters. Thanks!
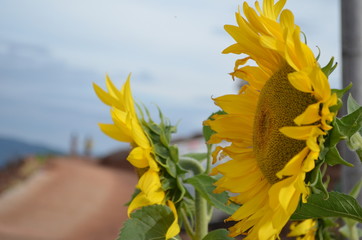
left=0, top=157, right=137, bottom=240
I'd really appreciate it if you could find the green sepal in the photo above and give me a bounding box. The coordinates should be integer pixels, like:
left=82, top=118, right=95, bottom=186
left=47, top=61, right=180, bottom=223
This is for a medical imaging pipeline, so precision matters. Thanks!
left=321, top=57, right=337, bottom=77
left=291, top=192, right=362, bottom=222
left=331, top=83, right=352, bottom=99
left=169, top=145, right=179, bottom=163
left=202, top=229, right=234, bottom=240
left=329, top=84, right=352, bottom=114
left=186, top=174, right=239, bottom=215
left=203, top=110, right=226, bottom=143
left=307, top=160, right=329, bottom=199
left=138, top=104, right=188, bottom=205
left=118, top=205, right=178, bottom=240
left=166, top=157, right=177, bottom=178
left=315, top=46, right=321, bottom=60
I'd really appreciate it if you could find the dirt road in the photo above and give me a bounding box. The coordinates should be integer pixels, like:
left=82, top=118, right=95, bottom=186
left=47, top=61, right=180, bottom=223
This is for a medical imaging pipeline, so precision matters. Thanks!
left=0, top=157, right=137, bottom=240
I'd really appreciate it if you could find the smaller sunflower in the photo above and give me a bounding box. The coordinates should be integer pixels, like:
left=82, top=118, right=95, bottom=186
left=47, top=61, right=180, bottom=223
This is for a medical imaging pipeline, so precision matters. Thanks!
left=93, top=74, right=180, bottom=239
left=288, top=219, right=317, bottom=240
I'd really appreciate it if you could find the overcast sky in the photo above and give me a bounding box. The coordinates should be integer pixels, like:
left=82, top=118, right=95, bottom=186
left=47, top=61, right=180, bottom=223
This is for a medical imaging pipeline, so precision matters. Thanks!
left=0, top=0, right=340, bottom=155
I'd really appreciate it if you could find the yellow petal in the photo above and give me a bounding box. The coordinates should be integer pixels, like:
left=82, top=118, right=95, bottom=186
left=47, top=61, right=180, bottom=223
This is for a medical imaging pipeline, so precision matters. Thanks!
left=122, top=74, right=137, bottom=117
left=294, top=102, right=321, bottom=126
left=127, top=192, right=149, bottom=216
left=277, top=147, right=309, bottom=178
left=105, top=75, right=122, bottom=103
left=288, top=219, right=316, bottom=237
left=222, top=43, right=243, bottom=54
left=127, top=147, right=149, bottom=168
left=310, top=67, right=331, bottom=101
left=280, top=126, right=320, bottom=140
left=130, top=118, right=151, bottom=148
left=165, top=201, right=180, bottom=239
left=93, top=82, right=117, bottom=106
left=288, top=71, right=313, bottom=93
left=98, top=123, right=132, bottom=142
left=137, top=169, right=163, bottom=196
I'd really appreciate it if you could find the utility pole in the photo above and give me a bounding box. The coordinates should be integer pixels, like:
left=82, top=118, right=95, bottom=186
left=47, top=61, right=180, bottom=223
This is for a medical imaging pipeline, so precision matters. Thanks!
left=341, top=0, right=362, bottom=203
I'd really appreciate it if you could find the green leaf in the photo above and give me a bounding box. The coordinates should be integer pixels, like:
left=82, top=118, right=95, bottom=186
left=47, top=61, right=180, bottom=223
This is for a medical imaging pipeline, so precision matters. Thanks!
left=186, top=174, right=239, bottom=215
left=347, top=94, right=360, bottom=114
left=182, top=153, right=207, bottom=162
left=324, top=146, right=353, bottom=167
left=291, top=192, right=362, bottom=222
left=202, top=229, right=234, bottom=240
left=118, top=205, right=176, bottom=240
left=338, top=107, right=362, bottom=139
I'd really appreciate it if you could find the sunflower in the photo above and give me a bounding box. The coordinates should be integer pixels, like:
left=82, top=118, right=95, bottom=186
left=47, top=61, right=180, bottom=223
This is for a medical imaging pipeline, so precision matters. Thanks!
left=288, top=219, right=317, bottom=240
left=93, top=75, right=180, bottom=239
left=205, top=0, right=337, bottom=239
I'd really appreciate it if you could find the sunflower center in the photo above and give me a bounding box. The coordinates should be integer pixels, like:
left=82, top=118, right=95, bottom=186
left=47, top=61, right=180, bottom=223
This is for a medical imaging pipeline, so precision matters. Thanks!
left=253, top=64, right=316, bottom=184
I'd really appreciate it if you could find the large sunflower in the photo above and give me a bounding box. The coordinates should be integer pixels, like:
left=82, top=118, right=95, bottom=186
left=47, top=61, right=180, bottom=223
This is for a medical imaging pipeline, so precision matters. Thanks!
left=93, top=75, right=179, bottom=239
left=205, top=0, right=336, bottom=239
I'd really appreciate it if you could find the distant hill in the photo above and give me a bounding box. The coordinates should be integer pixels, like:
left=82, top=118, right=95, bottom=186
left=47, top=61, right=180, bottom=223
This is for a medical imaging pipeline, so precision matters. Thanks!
left=0, top=136, right=63, bottom=167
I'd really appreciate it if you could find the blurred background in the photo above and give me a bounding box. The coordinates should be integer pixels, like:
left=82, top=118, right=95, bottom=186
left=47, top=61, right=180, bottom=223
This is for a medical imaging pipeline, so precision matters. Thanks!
left=0, top=0, right=341, bottom=239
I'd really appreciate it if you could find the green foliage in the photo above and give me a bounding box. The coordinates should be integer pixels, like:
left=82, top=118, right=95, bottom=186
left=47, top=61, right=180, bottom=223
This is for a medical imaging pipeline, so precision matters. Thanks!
left=291, top=192, right=362, bottom=222
left=186, top=174, right=239, bottom=215
left=202, top=229, right=234, bottom=240
left=118, top=205, right=176, bottom=240
left=139, top=107, right=189, bottom=204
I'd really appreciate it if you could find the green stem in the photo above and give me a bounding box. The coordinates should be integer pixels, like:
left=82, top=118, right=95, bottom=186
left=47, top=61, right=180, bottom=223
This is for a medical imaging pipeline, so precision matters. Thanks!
left=195, top=190, right=208, bottom=240
left=180, top=208, right=195, bottom=240
left=347, top=222, right=359, bottom=240
left=205, top=144, right=213, bottom=174
left=179, top=157, right=209, bottom=239
left=179, top=158, right=204, bottom=175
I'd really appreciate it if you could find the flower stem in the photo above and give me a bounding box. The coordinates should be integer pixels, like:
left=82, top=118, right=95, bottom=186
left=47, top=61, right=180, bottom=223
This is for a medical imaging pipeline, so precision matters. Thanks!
left=179, top=157, right=209, bottom=239
left=180, top=208, right=195, bottom=239
left=194, top=190, right=208, bottom=240
left=205, top=144, right=213, bottom=174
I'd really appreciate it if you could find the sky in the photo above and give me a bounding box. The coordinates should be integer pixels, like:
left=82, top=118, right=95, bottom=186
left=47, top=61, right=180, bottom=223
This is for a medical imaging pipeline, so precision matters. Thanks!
left=0, top=0, right=340, bottom=156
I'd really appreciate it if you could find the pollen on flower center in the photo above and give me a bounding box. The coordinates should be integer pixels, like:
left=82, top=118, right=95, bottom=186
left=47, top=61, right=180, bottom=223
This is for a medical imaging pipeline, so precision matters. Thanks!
left=253, top=64, right=317, bottom=184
